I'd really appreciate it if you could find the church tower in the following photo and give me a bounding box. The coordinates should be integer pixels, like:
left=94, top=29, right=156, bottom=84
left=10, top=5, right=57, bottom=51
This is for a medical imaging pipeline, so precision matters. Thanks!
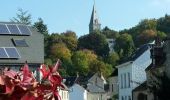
left=89, top=2, right=101, bottom=33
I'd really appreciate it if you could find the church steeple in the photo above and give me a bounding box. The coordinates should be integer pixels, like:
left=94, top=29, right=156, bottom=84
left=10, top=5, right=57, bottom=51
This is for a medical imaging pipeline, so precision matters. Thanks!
left=89, top=1, right=101, bottom=33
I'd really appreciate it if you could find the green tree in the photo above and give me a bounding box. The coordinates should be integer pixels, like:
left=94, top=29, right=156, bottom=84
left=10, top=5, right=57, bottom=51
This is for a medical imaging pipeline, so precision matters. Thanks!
left=137, top=29, right=156, bottom=46
left=71, top=50, right=98, bottom=76
left=50, top=43, right=72, bottom=67
left=78, top=31, right=109, bottom=57
left=102, top=26, right=119, bottom=39
left=11, top=8, right=32, bottom=25
left=61, top=31, right=78, bottom=51
left=157, top=14, right=170, bottom=34
left=114, top=33, right=135, bottom=59
left=33, top=18, right=48, bottom=36
left=71, top=50, right=89, bottom=76
left=157, top=31, right=167, bottom=39
left=89, top=59, right=112, bottom=77
left=120, top=19, right=157, bottom=47
left=105, top=52, right=119, bottom=67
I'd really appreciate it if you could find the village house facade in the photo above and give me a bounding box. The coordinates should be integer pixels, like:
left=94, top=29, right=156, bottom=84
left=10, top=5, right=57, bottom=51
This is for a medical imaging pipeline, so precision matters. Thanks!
left=64, top=73, right=109, bottom=100
left=0, top=22, right=44, bottom=80
left=117, top=44, right=152, bottom=100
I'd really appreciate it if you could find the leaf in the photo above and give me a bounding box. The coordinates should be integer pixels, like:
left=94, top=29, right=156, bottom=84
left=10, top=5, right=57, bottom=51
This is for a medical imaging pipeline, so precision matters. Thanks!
left=4, top=70, right=17, bottom=79
left=51, top=59, right=60, bottom=73
left=21, top=64, right=34, bottom=86
left=39, top=64, right=50, bottom=79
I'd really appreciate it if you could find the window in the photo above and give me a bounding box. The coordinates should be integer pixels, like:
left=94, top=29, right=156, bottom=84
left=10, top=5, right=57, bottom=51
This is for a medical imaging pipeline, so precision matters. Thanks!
left=128, top=96, right=131, bottom=100
left=122, top=96, right=124, bottom=100
left=12, top=39, right=28, bottom=47
left=125, top=96, right=127, bottom=100
left=128, top=73, right=131, bottom=88
left=121, top=74, right=123, bottom=88
left=112, top=84, right=114, bottom=92
left=124, top=73, right=126, bottom=88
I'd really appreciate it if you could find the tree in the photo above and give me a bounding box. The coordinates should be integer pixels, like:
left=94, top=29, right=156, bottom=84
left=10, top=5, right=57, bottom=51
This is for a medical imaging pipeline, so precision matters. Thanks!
left=33, top=18, right=48, bottom=36
left=114, top=33, right=135, bottom=59
left=157, top=14, right=170, bottom=34
left=71, top=50, right=98, bottom=76
left=105, top=52, right=119, bottom=67
left=50, top=43, right=72, bottom=69
left=61, top=31, right=78, bottom=51
left=136, top=29, right=156, bottom=46
left=157, top=31, right=167, bottom=39
left=71, top=50, right=89, bottom=76
left=78, top=31, right=109, bottom=57
left=11, top=8, right=31, bottom=25
left=102, top=26, right=119, bottom=39
left=89, top=59, right=112, bottom=77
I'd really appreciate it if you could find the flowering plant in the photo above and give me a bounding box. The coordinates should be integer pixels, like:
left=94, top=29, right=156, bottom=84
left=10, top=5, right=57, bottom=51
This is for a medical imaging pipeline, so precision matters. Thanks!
left=0, top=60, right=64, bottom=100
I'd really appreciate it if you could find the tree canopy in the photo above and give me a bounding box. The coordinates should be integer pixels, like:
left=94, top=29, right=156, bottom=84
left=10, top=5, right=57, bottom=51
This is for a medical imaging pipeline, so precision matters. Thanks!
left=11, top=8, right=32, bottom=25
left=78, top=31, right=109, bottom=57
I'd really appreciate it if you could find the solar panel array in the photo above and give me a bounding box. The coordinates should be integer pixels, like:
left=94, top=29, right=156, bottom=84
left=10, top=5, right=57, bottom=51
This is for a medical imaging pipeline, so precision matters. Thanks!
left=0, top=47, right=20, bottom=59
left=0, top=24, right=31, bottom=35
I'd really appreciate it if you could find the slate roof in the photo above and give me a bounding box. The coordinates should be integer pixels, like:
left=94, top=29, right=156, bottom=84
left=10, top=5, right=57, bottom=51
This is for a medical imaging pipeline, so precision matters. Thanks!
left=133, top=81, right=147, bottom=92
left=131, top=44, right=151, bottom=61
left=120, top=44, right=152, bottom=64
left=0, top=22, right=44, bottom=64
left=64, top=73, right=94, bottom=88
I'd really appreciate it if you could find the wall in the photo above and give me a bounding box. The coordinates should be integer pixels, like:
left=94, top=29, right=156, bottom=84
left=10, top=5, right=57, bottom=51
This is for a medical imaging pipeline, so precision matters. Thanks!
left=118, top=62, right=132, bottom=100
left=132, top=49, right=152, bottom=89
left=59, top=89, right=69, bottom=100
left=69, top=84, right=87, bottom=100
left=108, top=76, right=118, bottom=98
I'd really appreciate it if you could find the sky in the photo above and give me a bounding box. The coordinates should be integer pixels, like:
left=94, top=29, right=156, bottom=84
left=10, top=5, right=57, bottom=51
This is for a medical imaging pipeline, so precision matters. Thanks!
left=1, top=0, right=170, bottom=37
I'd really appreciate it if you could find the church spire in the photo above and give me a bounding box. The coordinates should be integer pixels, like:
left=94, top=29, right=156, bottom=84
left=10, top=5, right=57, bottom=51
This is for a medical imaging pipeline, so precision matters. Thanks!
left=89, top=1, right=101, bottom=33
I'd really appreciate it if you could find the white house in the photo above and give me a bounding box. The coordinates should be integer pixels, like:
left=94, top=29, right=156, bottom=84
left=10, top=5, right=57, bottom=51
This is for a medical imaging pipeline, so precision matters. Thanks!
left=69, top=84, right=88, bottom=100
left=65, top=73, right=108, bottom=100
left=117, top=44, right=152, bottom=100
left=58, top=83, right=69, bottom=100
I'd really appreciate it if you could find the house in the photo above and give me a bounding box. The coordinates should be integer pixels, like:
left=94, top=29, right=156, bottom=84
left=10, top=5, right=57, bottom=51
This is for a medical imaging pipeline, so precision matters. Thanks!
left=64, top=73, right=108, bottom=100
left=0, top=22, right=44, bottom=80
left=107, top=69, right=118, bottom=100
left=132, top=38, right=166, bottom=100
left=59, top=83, right=69, bottom=100
left=117, top=44, right=152, bottom=100
left=69, top=83, right=88, bottom=100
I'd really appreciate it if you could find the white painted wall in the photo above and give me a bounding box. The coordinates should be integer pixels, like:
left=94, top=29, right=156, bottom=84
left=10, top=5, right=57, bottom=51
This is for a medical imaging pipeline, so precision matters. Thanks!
left=88, top=73, right=106, bottom=92
left=69, top=84, right=87, bottom=100
left=118, top=47, right=152, bottom=100
left=59, top=89, right=69, bottom=100
left=118, top=62, right=132, bottom=100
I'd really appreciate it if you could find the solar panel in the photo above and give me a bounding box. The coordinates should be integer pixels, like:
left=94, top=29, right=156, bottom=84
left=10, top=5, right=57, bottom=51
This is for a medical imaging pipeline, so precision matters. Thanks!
left=12, top=39, right=28, bottom=47
left=5, top=47, right=20, bottom=58
left=18, top=25, right=31, bottom=35
left=0, top=48, right=8, bottom=58
left=0, top=24, right=10, bottom=34
left=7, top=25, right=20, bottom=34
